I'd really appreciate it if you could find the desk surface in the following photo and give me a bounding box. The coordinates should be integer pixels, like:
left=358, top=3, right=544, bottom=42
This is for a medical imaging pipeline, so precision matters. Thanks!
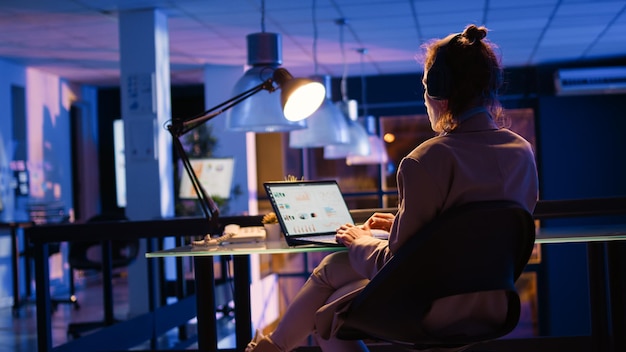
left=0, top=220, right=33, bottom=228
left=146, top=224, right=626, bottom=258
left=535, top=224, right=626, bottom=244
left=146, top=240, right=346, bottom=258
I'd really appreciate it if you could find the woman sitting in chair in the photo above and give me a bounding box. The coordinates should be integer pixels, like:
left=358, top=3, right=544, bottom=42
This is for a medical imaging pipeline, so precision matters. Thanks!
left=246, top=24, right=539, bottom=352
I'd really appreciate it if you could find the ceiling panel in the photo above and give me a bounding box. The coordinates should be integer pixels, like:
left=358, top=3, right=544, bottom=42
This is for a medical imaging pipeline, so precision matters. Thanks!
left=0, top=0, right=624, bottom=86
left=556, top=2, right=625, bottom=16
left=491, top=0, right=559, bottom=9
left=487, top=6, right=556, bottom=25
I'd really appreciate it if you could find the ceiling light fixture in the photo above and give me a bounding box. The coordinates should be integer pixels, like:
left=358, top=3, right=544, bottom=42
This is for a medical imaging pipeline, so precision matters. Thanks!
left=346, top=48, right=389, bottom=165
left=346, top=115, right=389, bottom=165
left=168, top=67, right=324, bottom=225
left=226, top=0, right=317, bottom=132
left=323, top=18, right=369, bottom=159
left=323, top=99, right=370, bottom=159
left=289, top=0, right=350, bottom=148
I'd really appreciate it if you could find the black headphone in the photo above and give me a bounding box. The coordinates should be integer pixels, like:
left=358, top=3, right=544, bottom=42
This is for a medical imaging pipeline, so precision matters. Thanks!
left=426, top=34, right=461, bottom=100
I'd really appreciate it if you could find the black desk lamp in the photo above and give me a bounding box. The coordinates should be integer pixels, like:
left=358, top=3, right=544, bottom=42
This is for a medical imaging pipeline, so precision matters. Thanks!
left=167, top=67, right=325, bottom=230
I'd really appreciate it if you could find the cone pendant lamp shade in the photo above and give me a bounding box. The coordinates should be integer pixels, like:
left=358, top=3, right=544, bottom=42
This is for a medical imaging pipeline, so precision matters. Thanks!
left=345, top=115, right=389, bottom=165
left=323, top=100, right=370, bottom=159
left=323, top=120, right=370, bottom=159
left=226, top=33, right=307, bottom=132
left=289, top=75, right=350, bottom=148
left=346, top=135, right=389, bottom=165
left=273, top=70, right=325, bottom=122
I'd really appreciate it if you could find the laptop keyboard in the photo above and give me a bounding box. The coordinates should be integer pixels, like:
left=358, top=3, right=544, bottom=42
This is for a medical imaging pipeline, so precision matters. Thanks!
left=297, top=234, right=339, bottom=244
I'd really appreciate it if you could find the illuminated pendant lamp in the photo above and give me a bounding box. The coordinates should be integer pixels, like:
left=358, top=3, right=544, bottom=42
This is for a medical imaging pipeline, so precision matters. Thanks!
left=344, top=48, right=389, bottom=165
left=226, top=32, right=307, bottom=132
left=323, top=19, right=369, bottom=159
left=346, top=115, right=389, bottom=165
left=289, top=1, right=349, bottom=147
left=289, top=75, right=350, bottom=148
left=323, top=99, right=370, bottom=159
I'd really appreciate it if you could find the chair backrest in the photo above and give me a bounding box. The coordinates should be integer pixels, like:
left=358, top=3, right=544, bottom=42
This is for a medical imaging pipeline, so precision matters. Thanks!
left=336, top=200, right=535, bottom=346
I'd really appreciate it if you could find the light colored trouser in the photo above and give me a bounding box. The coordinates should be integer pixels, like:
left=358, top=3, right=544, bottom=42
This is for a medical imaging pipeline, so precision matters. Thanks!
left=269, top=251, right=370, bottom=352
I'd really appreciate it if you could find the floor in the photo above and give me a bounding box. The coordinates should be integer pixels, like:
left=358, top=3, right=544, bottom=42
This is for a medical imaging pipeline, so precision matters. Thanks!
left=1, top=272, right=130, bottom=351
left=0, top=271, right=217, bottom=351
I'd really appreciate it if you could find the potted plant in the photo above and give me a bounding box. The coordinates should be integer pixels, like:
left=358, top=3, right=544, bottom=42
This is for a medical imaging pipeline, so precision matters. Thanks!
left=262, top=212, right=282, bottom=241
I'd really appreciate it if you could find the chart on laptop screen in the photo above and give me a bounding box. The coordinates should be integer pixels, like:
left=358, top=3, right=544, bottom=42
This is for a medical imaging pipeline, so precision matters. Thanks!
left=267, top=181, right=354, bottom=235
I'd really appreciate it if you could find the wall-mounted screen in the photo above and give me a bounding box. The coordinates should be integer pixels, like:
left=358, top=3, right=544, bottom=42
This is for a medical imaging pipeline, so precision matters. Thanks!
left=178, top=158, right=235, bottom=200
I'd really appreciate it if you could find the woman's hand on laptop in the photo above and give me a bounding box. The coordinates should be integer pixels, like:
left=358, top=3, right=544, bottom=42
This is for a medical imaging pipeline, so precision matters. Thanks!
left=364, top=212, right=395, bottom=232
left=337, top=212, right=395, bottom=246
left=336, top=223, right=371, bottom=247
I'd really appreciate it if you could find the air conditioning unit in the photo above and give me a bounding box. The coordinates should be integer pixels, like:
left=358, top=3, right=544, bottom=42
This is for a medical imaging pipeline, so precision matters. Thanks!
left=554, top=66, right=626, bottom=96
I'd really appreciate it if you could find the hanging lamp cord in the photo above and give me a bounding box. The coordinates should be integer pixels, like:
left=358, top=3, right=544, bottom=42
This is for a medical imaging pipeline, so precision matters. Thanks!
left=359, top=48, right=368, bottom=117
left=337, top=18, right=348, bottom=103
left=312, top=0, right=319, bottom=75
left=260, top=0, right=266, bottom=32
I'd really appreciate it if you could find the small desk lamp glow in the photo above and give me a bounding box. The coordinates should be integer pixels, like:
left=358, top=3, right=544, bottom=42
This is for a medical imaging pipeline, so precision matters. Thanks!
left=167, top=68, right=325, bottom=229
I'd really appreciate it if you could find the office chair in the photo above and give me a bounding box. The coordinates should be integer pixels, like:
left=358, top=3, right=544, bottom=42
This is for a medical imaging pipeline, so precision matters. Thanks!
left=334, top=200, right=536, bottom=351
left=66, top=212, right=139, bottom=338
left=19, top=201, right=75, bottom=313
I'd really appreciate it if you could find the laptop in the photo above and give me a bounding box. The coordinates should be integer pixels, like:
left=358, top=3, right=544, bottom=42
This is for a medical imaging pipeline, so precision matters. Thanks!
left=264, top=180, right=354, bottom=247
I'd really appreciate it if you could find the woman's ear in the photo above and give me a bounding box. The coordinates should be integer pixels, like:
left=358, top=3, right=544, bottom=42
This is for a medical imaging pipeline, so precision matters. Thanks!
left=430, top=97, right=448, bottom=115
left=426, top=97, right=449, bottom=133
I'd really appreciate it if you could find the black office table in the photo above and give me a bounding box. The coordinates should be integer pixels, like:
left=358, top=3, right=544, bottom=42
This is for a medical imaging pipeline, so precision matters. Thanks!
left=148, top=224, right=626, bottom=352
left=147, top=240, right=346, bottom=351
left=26, top=215, right=264, bottom=352
left=0, top=219, right=34, bottom=315
left=536, top=224, right=626, bottom=351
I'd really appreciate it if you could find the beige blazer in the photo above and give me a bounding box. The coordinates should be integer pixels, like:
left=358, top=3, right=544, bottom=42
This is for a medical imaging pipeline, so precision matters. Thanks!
left=316, top=114, right=539, bottom=339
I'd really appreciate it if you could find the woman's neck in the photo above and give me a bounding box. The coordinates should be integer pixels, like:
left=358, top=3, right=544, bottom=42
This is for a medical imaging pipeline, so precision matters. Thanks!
left=455, top=106, right=490, bottom=123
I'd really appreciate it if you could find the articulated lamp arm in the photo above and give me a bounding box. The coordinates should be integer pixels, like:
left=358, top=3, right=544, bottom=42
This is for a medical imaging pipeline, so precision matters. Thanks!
left=165, top=67, right=325, bottom=231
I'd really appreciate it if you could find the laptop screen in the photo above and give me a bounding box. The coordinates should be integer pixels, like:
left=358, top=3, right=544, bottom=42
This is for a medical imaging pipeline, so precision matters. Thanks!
left=264, top=180, right=354, bottom=238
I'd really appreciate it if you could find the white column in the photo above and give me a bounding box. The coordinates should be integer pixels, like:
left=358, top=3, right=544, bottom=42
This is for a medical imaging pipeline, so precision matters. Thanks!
left=118, top=9, right=173, bottom=316
left=203, top=65, right=256, bottom=216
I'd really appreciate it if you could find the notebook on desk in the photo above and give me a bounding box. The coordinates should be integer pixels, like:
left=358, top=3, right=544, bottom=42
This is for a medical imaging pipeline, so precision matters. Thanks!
left=264, top=180, right=353, bottom=247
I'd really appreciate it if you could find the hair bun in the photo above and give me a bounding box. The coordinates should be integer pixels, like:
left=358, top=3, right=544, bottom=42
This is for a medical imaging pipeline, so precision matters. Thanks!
left=462, top=24, right=487, bottom=43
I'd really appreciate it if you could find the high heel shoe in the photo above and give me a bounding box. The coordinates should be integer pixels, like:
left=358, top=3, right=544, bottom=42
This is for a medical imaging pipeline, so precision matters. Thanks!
left=245, top=330, right=281, bottom=352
